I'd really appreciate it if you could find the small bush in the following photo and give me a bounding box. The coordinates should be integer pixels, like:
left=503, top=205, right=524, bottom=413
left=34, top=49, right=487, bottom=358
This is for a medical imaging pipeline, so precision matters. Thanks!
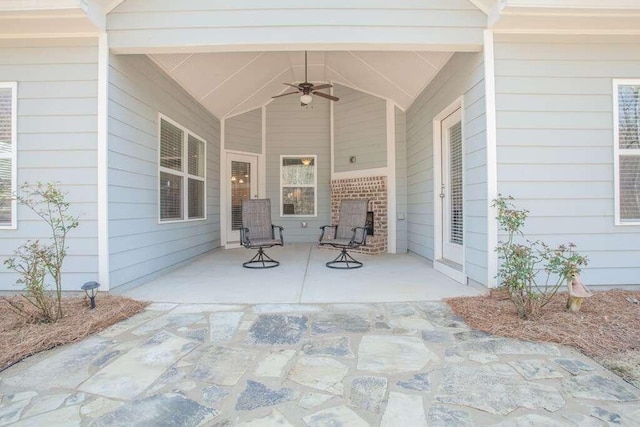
left=493, top=195, right=587, bottom=319
left=3, top=182, right=79, bottom=323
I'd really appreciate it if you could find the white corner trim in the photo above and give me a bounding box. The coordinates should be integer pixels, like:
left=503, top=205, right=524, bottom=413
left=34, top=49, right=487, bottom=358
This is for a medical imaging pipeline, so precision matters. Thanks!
left=386, top=100, right=397, bottom=254
left=484, top=30, right=499, bottom=288
left=97, top=33, right=110, bottom=290
left=220, top=119, right=226, bottom=247
left=260, top=106, right=267, bottom=198
left=613, top=79, right=621, bottom=226
left=330, top=83, right=335, bottom=177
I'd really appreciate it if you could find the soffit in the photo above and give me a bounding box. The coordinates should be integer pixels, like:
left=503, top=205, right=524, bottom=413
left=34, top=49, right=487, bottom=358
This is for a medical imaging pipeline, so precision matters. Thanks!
left=150, top=50, right=454, bottom=119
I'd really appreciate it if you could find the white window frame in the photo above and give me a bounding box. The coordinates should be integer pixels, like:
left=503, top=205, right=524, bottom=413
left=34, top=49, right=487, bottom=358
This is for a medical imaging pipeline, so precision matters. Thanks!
left=0, top=82, right=17, bottom=230
left=157, top=114, right=207, bottom=224
left=613, top=79, right=640, bottom=226
left=280, top=154, right=317, bottom=217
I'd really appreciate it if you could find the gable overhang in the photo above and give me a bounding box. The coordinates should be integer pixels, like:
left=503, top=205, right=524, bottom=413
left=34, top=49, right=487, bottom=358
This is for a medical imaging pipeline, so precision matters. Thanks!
left=0, top=0, right=106, bottom=37
left=490, top=0, right=640, bottom=34
left=105, top=2, right=487, bottom=55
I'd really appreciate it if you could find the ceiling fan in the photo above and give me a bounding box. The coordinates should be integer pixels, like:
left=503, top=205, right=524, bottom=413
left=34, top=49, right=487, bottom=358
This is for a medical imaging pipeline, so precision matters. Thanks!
left=272, top=51, right=340, bottom=106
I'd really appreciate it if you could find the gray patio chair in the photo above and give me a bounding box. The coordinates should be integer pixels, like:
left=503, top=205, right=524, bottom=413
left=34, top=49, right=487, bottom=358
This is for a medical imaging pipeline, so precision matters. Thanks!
left=318, top=199, right=368, bottom=269
left=241, top=199, right=284, bottom=268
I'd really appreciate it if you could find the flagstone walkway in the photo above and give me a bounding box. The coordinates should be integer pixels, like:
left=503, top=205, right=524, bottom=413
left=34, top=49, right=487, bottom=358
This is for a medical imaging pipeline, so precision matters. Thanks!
left=0, top=302, right=638, bottom=426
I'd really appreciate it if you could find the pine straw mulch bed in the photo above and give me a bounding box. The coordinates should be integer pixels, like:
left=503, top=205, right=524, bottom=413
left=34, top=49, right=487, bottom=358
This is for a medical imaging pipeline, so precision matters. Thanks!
left=0, top=295, right=148, bottom=372
left=446, top=289, right=640, bottom=388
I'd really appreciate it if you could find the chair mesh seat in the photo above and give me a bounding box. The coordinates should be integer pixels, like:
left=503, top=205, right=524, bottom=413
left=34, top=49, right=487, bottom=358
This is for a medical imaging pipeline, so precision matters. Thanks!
left=245, top=238, right=282, bottom=248
left=318, top=199, right=368, bottom=269
left=320, top=237, right=354, bottom=247
left=241, top=199, right=283, bottom=268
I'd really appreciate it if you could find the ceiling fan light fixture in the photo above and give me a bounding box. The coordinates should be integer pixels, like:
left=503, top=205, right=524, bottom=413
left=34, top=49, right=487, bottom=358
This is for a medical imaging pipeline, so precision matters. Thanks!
left=300, top=94, right=313, bottom=105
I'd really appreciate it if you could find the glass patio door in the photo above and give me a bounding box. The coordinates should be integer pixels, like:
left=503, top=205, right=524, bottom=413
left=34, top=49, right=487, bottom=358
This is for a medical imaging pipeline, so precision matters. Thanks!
left=227, top=153, right=258, bottom=245
left=441, top=108, right=463, bottom=265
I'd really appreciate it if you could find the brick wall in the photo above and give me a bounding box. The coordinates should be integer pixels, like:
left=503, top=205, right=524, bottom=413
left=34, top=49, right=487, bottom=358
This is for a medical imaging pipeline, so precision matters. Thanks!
left=329, top=176, right=387, bottom=255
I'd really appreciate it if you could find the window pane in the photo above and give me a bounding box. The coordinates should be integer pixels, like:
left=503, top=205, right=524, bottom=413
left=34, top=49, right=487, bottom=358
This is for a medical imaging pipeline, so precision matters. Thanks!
left=620, top=155, right=640, bottom=221
left=618, top=85, right=640, bottom=149
left=283, top=187, right=315, bottom=215
left=0, top=158, right=11, bottom=225
left=0, top=88, right=11, bottom=155
left=188, top=135, right=205, bottom=177
left=449, top=121, right=463, bottom=245
left=160, top=119, right=183, bottom=171
left=188, top=178, right=205, bottom=219
left=282, top=157, right=314, bottom=186
left=231, top=161, right=251, bottom=230
left=160, top=172, right=183, bottom=221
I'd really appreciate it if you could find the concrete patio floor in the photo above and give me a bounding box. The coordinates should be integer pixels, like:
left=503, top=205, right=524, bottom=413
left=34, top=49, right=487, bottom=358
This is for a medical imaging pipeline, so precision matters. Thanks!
left=1, top=301, right=638, bottom=426
left=120, top=244, right=482, bottom=304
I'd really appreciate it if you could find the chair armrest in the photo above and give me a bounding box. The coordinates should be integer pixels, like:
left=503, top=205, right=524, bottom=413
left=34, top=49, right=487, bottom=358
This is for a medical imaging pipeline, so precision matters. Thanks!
left=271, top=225, right=284, bottom=244
left=240, top=227, right=251, bottom=247
left=350, top=226, right=368, bottom=246
left=319, top=225, right=337, bottom=241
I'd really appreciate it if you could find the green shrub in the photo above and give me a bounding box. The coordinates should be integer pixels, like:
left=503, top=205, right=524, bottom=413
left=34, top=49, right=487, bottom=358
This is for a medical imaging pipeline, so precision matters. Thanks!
left=493, top=195, right=587, bottom=319
left=3, top=182, right=79, bottom=323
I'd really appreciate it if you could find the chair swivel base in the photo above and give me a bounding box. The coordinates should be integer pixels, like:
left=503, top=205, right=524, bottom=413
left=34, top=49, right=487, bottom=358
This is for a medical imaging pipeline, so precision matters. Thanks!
left=243, top=247, right=280, bottom=269
left=326, top=248, right=363, bottom=269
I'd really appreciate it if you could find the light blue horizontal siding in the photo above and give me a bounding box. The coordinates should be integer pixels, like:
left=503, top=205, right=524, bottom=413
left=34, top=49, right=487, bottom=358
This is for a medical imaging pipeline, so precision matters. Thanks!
left=107, top=0, right=485, bottom=52
left=108, top=54, right=221, bottom=289
left=225, top=108, right=262, bottom=154
left=0, top=38, right=99, bottom=291
left=265, top=96, right=330, bottom=242
left=494, top=33, right=640, bottom=288
left=334, top=84, right=387, bottom=172
left=406, top=51, right=487, bottom=284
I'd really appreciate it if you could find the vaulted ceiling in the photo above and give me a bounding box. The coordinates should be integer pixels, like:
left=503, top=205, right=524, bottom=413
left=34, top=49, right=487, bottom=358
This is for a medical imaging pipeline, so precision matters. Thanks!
left=151, top=50, right=454, bottom=119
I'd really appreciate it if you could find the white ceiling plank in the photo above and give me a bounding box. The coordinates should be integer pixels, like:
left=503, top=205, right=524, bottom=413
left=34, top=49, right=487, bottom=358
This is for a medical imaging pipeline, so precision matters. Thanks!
left=150, top=49, right=453, bottom=118
left=224, top=69, right=294, bottom=118
left=205, top=52, right=290, bottom=117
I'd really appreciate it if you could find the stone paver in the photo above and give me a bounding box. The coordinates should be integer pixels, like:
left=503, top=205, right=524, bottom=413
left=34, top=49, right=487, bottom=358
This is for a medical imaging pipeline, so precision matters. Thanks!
left=1, top=301, right=638, bottom=426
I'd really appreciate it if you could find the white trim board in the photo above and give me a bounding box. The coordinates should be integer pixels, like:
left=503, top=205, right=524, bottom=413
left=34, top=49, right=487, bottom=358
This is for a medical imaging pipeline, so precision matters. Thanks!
left=97, top=33, right=110, bottom=289
left=386, top=99, right=397, bottom=254
left=484, top=30, right=498, bottom=288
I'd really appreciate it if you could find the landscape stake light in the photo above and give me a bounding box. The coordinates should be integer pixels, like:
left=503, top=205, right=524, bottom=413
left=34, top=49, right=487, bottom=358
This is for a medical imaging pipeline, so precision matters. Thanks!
left=81, top=281, right=100, bottom=309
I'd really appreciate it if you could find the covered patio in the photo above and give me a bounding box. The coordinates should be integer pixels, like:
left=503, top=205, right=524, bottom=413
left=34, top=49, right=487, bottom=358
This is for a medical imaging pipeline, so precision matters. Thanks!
left=119, top=244, right=482, bottom=304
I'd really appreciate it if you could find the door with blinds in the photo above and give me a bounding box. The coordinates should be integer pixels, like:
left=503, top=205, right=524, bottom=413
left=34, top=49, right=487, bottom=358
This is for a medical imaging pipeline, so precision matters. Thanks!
left=441, top=108, right=464, bottom=266
left=227, top=153, right=258, bottom=246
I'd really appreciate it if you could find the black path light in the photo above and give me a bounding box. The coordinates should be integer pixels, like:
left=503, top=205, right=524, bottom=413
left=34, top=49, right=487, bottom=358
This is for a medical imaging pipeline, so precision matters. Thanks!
left=81, top=281, right=100, bottom=309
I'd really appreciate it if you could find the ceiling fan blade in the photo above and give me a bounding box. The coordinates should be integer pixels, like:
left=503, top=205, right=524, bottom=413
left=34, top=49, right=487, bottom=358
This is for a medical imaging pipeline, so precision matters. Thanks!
left=283, top=83, right=301, bottom=89
left=272, top=91, right=299, bottom=99
left=311, top=84, right=332, bottom=91
left=313, top=91, right=340, bottom=102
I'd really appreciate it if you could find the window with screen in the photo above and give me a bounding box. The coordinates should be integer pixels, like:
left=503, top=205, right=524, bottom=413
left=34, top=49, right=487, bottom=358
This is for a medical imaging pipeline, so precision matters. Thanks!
left=280, top=156, right=317, bottom=216
left=0, top=83, right=16, bottom=229
left=614, top=81, right=640, bottom=225
left=159, top=116, right=206, bottom=222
